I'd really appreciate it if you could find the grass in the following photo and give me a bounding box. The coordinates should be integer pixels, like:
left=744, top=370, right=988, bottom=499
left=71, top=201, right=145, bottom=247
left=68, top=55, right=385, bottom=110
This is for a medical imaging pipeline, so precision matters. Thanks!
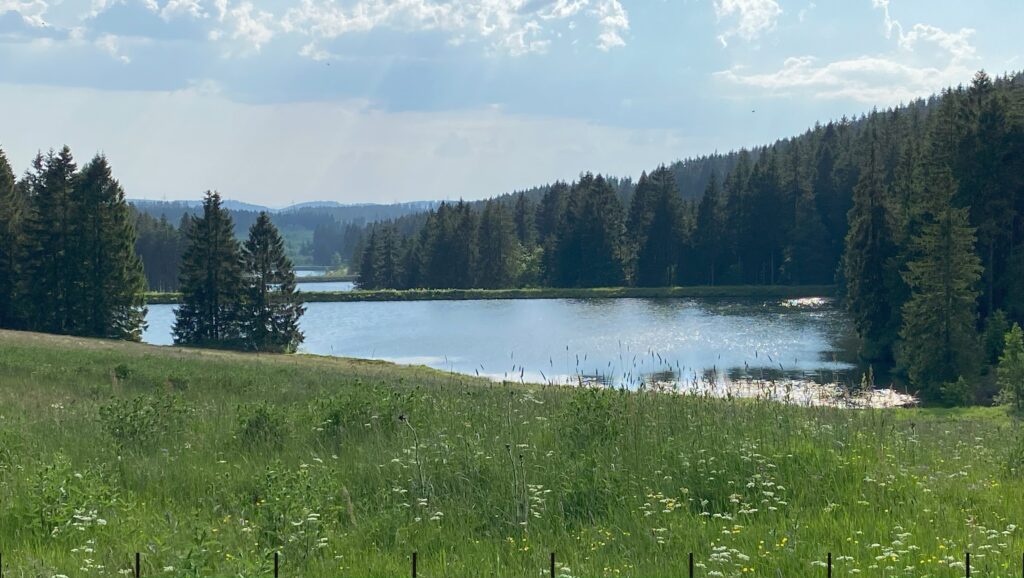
left=143, top=285, right=838, bottom=305
left=0, top=330, right=1022, bottom=577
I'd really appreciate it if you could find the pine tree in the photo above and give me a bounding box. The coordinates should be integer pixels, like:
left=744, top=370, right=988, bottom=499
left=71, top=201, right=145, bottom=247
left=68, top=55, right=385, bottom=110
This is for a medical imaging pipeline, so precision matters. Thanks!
left=844, top=131, right=902, bottom=362
left=0, top=147, right=25, bottom=328
left=75, top=155, right=147, bottom=340
left=898, top=172, right=983, bottom=402
left=173, top=191, right=245, bottom=347
left=477, top=199, right=517, bottom=288
left=357, top=229, right=380, bottom=289
left=21, top=147, right=80, bottom=334
left=242, top=212, right=305, bottom=353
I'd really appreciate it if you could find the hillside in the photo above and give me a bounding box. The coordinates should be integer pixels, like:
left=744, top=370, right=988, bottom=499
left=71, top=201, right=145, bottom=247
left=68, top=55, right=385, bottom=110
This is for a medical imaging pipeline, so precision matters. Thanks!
left=0, top=330, right=1021, bottom=576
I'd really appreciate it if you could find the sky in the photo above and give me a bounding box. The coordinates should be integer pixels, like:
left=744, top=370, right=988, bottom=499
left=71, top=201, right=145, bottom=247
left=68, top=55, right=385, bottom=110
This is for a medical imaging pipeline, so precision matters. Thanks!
left=0, top=0, right=1021, bottom=205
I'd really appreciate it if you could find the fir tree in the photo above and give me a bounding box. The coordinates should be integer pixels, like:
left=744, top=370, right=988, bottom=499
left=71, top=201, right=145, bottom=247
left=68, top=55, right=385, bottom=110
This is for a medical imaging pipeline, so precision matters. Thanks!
left=513, top=192, right=535, bottom=247
left=477, top=200, right=517, bottom=288
left=694, top=173, right=723, bottom=285
left=898, top=172, right=983, bottom=402
left=21, top=147, right=80, bottom=334
left=844, top=132, right=902, bottom=362
left=357, top=229, right=380, bottom=289
left=0, top=147, right=25, bottom=328
left=75, top=155, right=147, bottom=340
left=633, top=166, right=683, bottom=287
left=173, top=191, right=245, bottom=347
left=242, top=212, right=305, bottom=353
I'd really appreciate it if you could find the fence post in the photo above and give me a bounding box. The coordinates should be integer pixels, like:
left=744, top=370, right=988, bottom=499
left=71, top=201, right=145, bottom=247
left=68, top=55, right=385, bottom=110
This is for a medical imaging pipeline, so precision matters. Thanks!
left=550, top=552, right=555, bottom=578
left=274, top=552, right=279, bottom=578
left=411, top=551, right=417, bottom=578
left=134, top=552, right=140, bottom=578
left=827, top=552, right=832, bottom=578
left=689, top=552, right=694, bottom=578
left=966, top=552, right=970, bottom=578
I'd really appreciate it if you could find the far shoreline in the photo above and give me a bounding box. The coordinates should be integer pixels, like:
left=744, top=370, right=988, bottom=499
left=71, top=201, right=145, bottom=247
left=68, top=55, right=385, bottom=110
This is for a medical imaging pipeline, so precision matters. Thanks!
left=143, top=284, right=838, bottom=304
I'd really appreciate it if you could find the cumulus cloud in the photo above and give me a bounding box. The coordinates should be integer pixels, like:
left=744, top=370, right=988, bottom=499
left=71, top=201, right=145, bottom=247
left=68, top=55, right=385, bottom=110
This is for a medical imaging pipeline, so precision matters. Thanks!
left=0, top=0, right=50, bottom=26
left=95, top=31, right=130, bottom=61
left=593, top=0, right=627, bottom=51
left=282, top=0, right=629, bottom=58
left=715, top=0, right=979, bottom=104
left=713, top=0, right=781, bottom=46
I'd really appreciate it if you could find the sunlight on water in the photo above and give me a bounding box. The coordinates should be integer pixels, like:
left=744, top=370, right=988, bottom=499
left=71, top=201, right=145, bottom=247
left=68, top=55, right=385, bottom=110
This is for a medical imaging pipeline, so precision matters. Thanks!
left=142, top=297, right=911, bottom=406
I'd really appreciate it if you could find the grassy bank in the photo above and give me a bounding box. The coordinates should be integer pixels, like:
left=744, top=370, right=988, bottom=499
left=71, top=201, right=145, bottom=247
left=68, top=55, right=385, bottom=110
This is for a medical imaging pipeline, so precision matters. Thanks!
left=0, top=330, right=1022, bottom=576
left=144, top=285, right=837, bottom=305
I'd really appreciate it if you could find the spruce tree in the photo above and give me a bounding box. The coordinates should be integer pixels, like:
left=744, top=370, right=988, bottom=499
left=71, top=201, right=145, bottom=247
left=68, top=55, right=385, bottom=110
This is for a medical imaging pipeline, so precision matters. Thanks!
left=694, top=173, right=723, bottom=285
left=477, top=200, right=517, bottom=288
left=75, top=155, right=147, bottom=340
left=844, top=132, right=902, bottom=362
left=21, top=147, right=80, bottom=334
left=898, top=172, right=983, bottom=402
left=376, top=226, right=403, bottom=289
left=357, top=229, right=380, bottom=289
left=0, top=147, right=25, bottom=328
left=242, top=212, right=305, bottom=353
left=513, top=192, right=535, bottom=247
left=634, top=166, right=683, bottom=287
left=173, top=191, right=244, bottom=347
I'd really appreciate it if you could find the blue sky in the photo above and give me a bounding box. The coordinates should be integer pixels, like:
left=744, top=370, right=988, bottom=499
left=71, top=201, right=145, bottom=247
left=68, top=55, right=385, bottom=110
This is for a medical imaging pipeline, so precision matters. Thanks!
left=0, top=0, right=1020, bottom=204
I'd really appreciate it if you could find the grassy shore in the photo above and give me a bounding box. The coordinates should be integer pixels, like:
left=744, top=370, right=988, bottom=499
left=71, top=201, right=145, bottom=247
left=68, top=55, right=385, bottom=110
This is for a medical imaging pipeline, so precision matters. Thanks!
left=144, top=285, right=837, bottom=305
left=0, top=330, right=1021, bottom=577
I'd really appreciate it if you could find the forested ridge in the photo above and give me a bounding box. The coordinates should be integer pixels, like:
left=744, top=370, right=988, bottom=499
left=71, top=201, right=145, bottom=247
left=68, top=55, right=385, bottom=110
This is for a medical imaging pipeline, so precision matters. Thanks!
left=354, top=71, right=1024, bottom=402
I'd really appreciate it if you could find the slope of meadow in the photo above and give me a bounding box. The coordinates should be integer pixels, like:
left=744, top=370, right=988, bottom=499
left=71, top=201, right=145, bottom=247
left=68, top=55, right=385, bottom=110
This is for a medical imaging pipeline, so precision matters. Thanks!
left=0, top=330, right=1022, bottom=577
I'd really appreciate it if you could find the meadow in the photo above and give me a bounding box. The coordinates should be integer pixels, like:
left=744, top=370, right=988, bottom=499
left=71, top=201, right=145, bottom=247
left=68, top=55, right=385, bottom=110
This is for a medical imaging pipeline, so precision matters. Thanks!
left=0, top=329, right=1022, bottom=577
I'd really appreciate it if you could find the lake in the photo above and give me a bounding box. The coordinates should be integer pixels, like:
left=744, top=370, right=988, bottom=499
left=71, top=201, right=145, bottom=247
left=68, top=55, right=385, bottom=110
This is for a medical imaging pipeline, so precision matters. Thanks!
left=143, top=296, right=891, bottom=403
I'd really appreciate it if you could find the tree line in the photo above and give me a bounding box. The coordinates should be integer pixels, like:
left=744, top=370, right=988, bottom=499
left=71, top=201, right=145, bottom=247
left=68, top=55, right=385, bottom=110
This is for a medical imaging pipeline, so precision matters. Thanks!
left=0, top=147, right=304, bottom=352
left=356, top=70, right=1024, bottom=404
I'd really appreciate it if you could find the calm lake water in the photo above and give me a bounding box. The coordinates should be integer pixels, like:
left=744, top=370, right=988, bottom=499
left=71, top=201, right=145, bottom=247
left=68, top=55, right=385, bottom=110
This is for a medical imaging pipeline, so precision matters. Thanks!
left=143, top=297, right=865, bottom=393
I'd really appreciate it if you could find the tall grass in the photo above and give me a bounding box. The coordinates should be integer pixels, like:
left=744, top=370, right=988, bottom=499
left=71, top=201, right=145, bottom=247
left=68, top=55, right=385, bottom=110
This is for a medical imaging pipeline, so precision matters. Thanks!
left=0, top=330, right=1021, bottom=577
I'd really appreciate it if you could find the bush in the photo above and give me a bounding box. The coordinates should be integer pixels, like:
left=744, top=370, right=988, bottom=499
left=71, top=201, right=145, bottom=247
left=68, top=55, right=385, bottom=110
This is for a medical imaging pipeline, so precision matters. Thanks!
left=98, top=394, right=187, bottom=448
left=237, top=402, right=287, bottom=448
left=998, top=324, right=1024, bottom=413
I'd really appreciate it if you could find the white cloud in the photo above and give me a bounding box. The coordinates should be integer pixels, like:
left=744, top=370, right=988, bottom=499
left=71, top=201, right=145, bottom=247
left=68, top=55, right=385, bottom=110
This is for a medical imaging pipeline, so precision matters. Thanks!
left=281, top=0, right=629, bottom=58
left=219, top=0, right=273, bottom=54
left=593, top=0, right=627, bottom=51
left=715, top=0, right=979, bottom=104
left=0, top=0, right=51, bottom=26
left=96, top=32, right=131, bottom=62
left=159, top=0, right=206, bottom=20
left=713, top=0, right=781, bottom=46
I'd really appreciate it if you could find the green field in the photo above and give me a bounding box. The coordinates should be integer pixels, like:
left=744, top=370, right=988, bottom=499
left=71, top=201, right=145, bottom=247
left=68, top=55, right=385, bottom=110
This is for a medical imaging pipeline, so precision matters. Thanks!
left=143, top=285, right=838, bottom=305
left=0, top=330, right=1022, bottom=577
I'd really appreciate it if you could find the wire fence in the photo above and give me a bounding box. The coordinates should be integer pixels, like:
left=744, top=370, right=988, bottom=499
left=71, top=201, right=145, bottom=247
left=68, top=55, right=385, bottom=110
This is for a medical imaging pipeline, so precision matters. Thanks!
left=2, top=550, right=1023, bottom=577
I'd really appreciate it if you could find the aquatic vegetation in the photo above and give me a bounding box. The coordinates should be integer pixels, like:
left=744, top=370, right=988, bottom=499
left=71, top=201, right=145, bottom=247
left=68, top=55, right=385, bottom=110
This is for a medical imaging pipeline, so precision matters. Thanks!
left=0, top=331, right=1022, bottom=576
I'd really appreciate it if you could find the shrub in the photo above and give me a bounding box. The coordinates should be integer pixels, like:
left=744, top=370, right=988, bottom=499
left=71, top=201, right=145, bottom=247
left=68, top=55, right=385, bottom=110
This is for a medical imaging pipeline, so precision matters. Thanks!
left=998, top=324, right=1024, bottom=413
left=237, top=402, right=287, bottom=448
left=98, top=394, right=187, bottom=448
